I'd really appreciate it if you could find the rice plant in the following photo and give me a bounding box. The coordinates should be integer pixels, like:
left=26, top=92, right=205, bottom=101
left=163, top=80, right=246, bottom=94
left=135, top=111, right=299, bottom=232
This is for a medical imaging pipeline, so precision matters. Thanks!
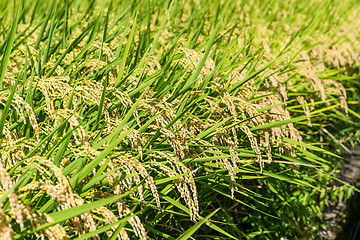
left=0, top=0, right=359, bottom=239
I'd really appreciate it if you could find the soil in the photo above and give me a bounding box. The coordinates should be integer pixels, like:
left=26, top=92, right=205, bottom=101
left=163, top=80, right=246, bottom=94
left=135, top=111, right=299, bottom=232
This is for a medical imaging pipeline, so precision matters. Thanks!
left=320, top=148, right=360, bottom=240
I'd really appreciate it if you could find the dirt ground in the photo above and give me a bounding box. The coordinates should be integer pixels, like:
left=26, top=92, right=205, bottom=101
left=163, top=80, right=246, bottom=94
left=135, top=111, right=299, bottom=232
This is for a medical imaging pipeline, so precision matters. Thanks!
left=320, top=148, right=360, bottom=240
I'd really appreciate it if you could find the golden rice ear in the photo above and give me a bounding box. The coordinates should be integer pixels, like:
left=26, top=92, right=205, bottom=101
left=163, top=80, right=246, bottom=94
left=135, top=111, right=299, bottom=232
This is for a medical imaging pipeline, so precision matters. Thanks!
left=114, top=155, right=161, bottom=208
left=176, top=47, right=216, bottom=86
left=0, top=161, right=25, bottom=230
left=297, top=96, right=312, bottom=127
left=0, top=161, right=68, bottom=239
left=107, top=180, right=148, bottom=240
left=0, top=92, right=39, bottom=139
left=0, top=206, right=14, bottom=240
left=150, top=151, right=199, bottom=221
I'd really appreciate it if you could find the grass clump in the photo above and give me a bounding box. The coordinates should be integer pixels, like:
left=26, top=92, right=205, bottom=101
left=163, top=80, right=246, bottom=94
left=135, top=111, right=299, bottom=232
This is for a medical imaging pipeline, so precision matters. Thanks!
left=1, top=0, right=360, bottom=239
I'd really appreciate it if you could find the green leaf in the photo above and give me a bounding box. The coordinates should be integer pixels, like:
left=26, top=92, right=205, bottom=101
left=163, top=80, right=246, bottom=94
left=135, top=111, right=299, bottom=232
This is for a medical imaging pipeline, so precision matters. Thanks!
left=179, top=1, right=230, bottom=94
left=114, top=14, right=137, bottom=87
left=15, top=186, right=139, bottom=238
left=0, top=170, right=35, bottom=205
left=250, top=115, right=314, bottom=131
left=73, top=215, right=133, bottom=240
left=70, top=127, right=131, bottom=188
left=283, top=137, right=341, bottom=158
left=0, top=69, right=21, bottom=138
left=195, top=117, right=230, bottom=139
left=176, top=208, right=219, bottom=240
left=0, top=7, right=19, bottom=89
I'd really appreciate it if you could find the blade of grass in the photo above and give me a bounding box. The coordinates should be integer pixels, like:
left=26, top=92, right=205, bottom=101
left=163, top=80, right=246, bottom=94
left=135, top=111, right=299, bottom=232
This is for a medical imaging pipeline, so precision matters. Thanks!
left=14, top=186, right=140, bottom=238
left=0, top=7, right=18, bottom=89
left=176, top=208, right=219, bottom=240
